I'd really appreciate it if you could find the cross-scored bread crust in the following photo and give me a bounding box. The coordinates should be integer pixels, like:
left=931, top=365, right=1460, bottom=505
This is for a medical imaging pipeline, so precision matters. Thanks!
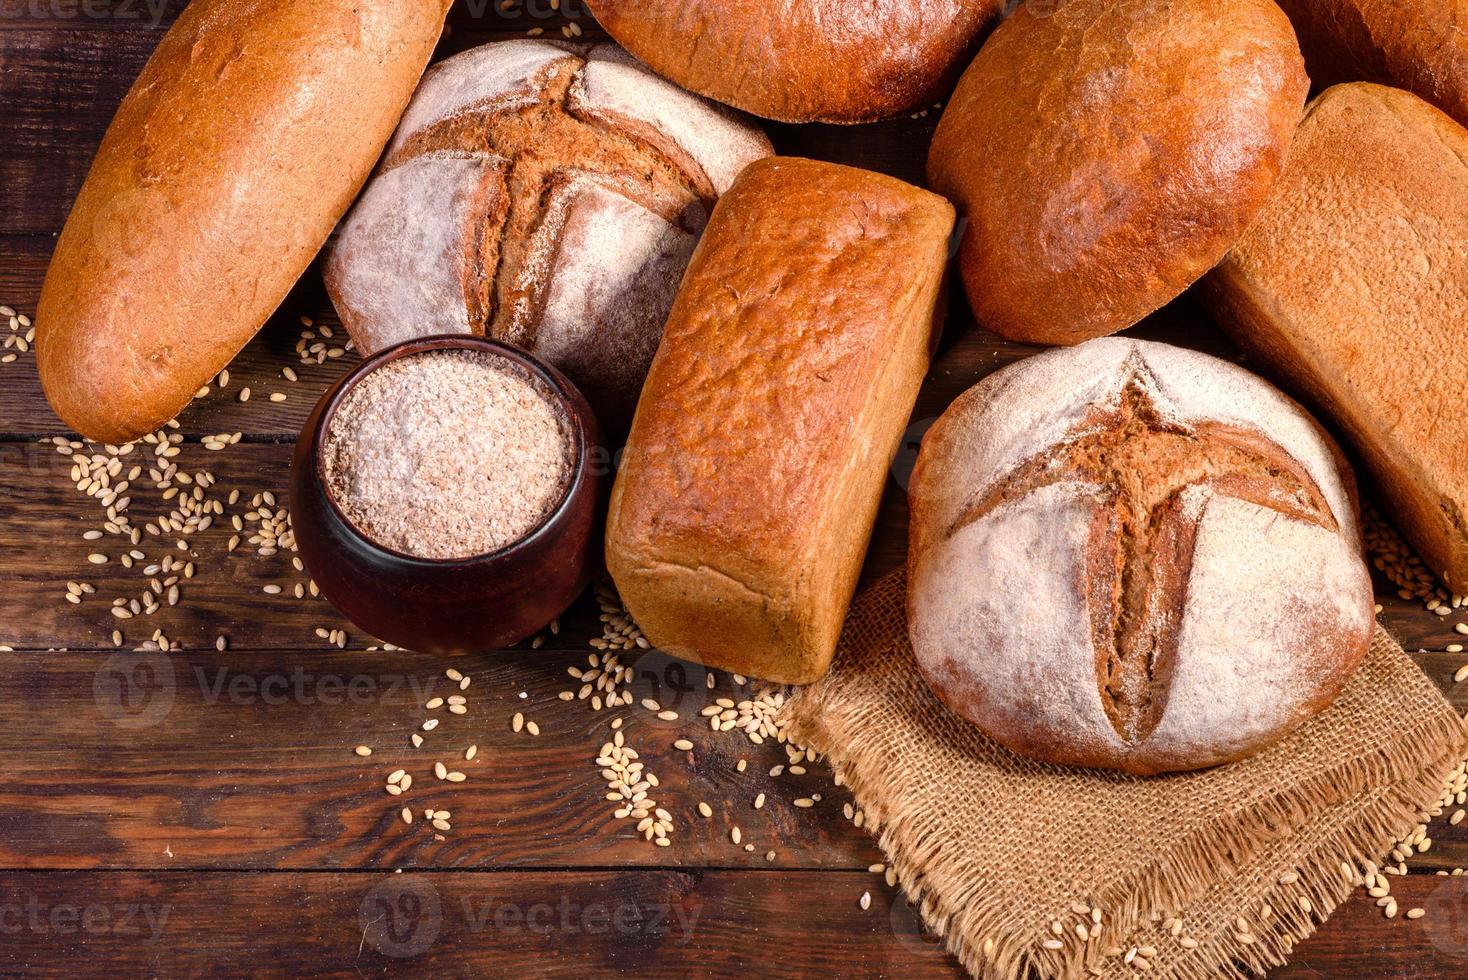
left=908, top=339, right=1374, bottom=774
left=324, top=40, right=772, bottom=428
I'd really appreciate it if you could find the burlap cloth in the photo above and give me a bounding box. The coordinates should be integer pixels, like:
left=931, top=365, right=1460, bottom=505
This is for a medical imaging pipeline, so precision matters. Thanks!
left=782, top=571, right=1468, bottom=979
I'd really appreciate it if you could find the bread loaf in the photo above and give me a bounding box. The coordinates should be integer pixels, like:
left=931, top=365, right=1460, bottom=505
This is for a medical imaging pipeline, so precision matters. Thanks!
left=36, top=0, right=450, bottom=444
left=927, top=0, right=1308, bottom=346
left=606, top=158, right=954, bottom=685
left=908, top=339, right=1373, bottom=774
left=324, top=40, right=772, bottom=429
left=584, top=0, right=1004, bottom=123
left=1204, top=83, right=1468, bottom=594
left=1275, top=0, right=1468, bottom=129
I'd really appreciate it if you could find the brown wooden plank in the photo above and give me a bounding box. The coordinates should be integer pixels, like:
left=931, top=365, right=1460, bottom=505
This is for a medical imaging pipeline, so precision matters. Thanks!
left=0, top=645, right=1465, bottom=873
left=0, top=868, right=964, bottom=976
left=0, top=648, right=880, bottom=870
left=0, top=869, right=1464, bottom=976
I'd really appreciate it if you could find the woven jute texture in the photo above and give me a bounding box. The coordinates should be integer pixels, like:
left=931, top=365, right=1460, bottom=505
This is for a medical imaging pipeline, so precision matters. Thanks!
left=783, top=571, right=1468, bottom=980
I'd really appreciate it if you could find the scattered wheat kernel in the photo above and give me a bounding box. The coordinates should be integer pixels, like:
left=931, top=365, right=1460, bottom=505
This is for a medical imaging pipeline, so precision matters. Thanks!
left=794, top=798, right=815, bottom=808
left=434, top=762, right=447, bottom=780
left=859, top=892, right=871, bottom=910
left=1455, top=665, right=1468, bottom=684
left=673, top=739, right=694, bottom=751
left=1277, top=871, right=1299, bottom=885
left=730, top=827, right=741, bottom=845
left=526, top=721, right=539, bottom=736
left=754, top=793, right=766, bottom=809
left=401, top=807, right=413, bottom=824
left=354, top=745, right=372, bottom=757
left=512, top=712, right=525, bottom=733
left=1407, top=908, right=1426, bottom=920
left=698, top=802, right=713, bottom=818
left=465, top=745, right=478, bottom=761
left=446, top=771, right=466, bottom=782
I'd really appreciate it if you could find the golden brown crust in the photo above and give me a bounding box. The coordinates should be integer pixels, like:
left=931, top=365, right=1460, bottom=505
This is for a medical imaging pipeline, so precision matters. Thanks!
left=1275, top=0, right=1468, bottom=129
left=927, top=0, right=1308, bottom=346
left=584, top=0, right=1005, bottom=123
left=1204, top=83, right=1468, bottom=594
left=606, top=157, right=954, bottom=684
left=35, top=0, right=450, bottom=444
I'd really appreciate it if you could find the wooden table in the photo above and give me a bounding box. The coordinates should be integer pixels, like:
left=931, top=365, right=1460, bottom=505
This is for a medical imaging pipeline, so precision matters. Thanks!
left=1, top=4, right=1465, bottom=976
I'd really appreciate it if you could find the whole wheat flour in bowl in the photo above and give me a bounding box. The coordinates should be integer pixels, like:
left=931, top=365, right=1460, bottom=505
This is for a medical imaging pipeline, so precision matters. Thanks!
left=321, top=348, right=573, bottom=560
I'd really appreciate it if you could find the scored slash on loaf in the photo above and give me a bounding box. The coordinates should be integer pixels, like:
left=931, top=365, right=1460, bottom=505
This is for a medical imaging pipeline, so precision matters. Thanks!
left=907, top=339, right=1375, bottom=774
left=324, top=39, right=772, bottom=431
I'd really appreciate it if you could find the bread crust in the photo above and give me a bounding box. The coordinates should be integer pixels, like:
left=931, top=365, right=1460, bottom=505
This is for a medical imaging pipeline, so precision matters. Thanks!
left=35, top=0, right=451, bottom=444
left=1204, top=83, right=1468, bottom=594
left=585, top=0, right=1004, bottom=123
left=1275, top=0, right=1468, bottom=129
left=324, top=40, right=772, bottom=431
left=928, top=0, right=1308, bottom=346
left=907, top=339, right=1374, bottom=774
left=606, top=158, right=955, bottom=685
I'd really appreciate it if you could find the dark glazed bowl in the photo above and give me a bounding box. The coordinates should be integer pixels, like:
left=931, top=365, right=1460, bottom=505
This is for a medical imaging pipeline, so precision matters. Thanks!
left=290, top=335, right=605, bottom=655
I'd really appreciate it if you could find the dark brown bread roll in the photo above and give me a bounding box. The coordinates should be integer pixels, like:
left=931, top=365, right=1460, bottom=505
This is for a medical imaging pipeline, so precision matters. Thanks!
left=36, top=0, right=450, bottom=444
left=1204, top=83, right=1468, bottom=595
left=908, top=339, right=1373, bottom=774
left=607, top=158, right=954, bottom=685
left=584, top=0, right=1005, bottom=123
left=928, top=0, right=1308, bottom=346
left=1275, top=0, right=1468, bottom=129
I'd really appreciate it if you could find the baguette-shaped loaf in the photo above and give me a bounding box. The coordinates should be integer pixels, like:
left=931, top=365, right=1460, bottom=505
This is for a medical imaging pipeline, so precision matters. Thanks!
left=606, top=157, right=954, bottom=684
left=36, top=0, right=450, bottom=443
left=1204, top=84, right=1468, bottom=594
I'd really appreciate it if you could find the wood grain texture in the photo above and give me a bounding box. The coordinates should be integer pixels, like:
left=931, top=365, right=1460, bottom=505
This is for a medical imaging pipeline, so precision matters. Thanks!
left=2, top=6, right=1467, bottom=976
left=0, top=871, right=1463, bottom=976
left=0, top=648, right=881, bottom=870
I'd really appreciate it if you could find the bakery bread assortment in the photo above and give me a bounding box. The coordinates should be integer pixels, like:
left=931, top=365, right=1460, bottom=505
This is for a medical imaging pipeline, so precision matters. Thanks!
left=1275, top=0, right=1468, bottom=129
left=584, top=0, right=1005, bottom=123
left=323, top=40, right=772, bottom=429
left=928, top=0, right=1308, bottom=346
left=37, top=2, right=1466, bottom=778
left=605, top=158, right=954, bottom=685
left=1204, top=83, right=1468, bottom=595
left=907, top=339, right=1375, bottom=774
left=35, top=0, right=451, bottom=444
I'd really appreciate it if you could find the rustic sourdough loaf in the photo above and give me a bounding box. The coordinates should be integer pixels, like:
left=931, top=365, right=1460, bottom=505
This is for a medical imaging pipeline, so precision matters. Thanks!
left=606, top=158, right=954, bottom=685
left=324, top=40, right=772, bottom=429
left=36, top=0, right=450, bottom=444
left=1204, top=83, right=1468, bottom=595
left=927, top=0, right=1308, bottom=346
left=908, top=339, right=1373, bottom=774
left=584, top=0, right=1005, bottom=123
left=1275, top=0, right=1468, bottom=129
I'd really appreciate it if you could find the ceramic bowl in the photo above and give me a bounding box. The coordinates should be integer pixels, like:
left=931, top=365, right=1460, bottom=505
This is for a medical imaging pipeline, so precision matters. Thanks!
left=290, top=335, right=605, bottom=654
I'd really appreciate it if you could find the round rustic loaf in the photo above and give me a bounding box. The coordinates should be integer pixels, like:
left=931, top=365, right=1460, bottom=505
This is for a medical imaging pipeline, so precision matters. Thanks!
left=927, top=0, right=1308, bottom=346
left=584, top=0, right=1005, bottom=123
left=323, top=40, right=772, bottom=429
left=907, top=339, right=1374, bottom=775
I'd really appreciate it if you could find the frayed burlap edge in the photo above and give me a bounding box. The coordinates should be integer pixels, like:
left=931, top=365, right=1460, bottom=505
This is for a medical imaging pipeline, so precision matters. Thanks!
left=784, top=574, right=1468, bottom=980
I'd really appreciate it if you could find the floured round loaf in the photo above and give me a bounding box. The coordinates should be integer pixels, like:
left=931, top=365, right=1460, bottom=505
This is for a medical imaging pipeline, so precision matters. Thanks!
left=907, top=338, right=1374, bottom=775
left=324, top=40, right=772, bottom=429
left=927, top=0, right=1308, bottom=346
